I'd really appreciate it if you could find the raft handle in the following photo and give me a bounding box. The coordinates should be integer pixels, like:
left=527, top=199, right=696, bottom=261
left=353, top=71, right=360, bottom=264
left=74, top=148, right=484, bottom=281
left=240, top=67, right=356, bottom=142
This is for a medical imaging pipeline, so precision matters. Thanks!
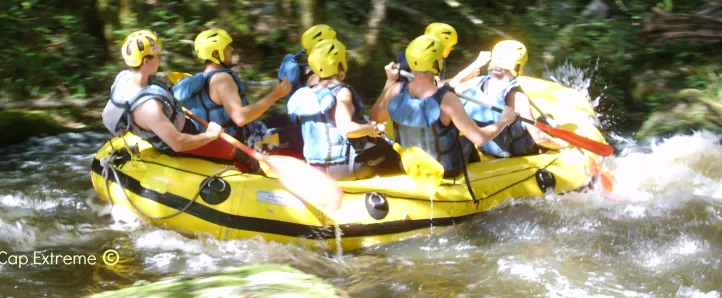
left=365, top=192, right=389, bottom=220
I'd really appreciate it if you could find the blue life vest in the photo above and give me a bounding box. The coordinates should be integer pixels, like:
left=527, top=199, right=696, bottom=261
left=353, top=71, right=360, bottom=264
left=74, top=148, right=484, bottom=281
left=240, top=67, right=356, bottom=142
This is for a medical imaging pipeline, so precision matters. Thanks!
left=172, top=68, right=251, bottom=140
left=388, top=82, right=463, bottom=177
left=460, top=75, right=537, bottom=157
left=287, top=83, right=368, bottom=165
left=102, top=71, right=185, bottom=151
left=278, top=50, right=311, bottom=95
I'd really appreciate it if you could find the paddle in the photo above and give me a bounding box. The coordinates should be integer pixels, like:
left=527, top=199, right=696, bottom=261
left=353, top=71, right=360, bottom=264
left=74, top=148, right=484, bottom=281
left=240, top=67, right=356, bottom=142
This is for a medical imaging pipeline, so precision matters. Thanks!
left=379, top=132, right=444, bottom=196
left=523, top=88, right=616, bottom=192
left=184, top=108, right=343, bottom=211
left=398, top=70, right=614, bottom=157
left=168, top=72, right=343, bottom=211
left=168, top=71, right=192, bottom=84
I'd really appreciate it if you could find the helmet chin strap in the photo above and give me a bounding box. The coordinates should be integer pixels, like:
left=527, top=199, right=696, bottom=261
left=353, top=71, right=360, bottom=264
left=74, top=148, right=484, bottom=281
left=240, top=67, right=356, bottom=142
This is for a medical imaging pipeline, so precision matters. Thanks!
left=209, top=57, right=236, bottom=70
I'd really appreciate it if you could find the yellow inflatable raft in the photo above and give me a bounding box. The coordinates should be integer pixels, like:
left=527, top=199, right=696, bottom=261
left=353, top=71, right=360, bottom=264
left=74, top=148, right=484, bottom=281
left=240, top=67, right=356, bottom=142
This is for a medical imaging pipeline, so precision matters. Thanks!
left=90, top=76, right=608, bottom=252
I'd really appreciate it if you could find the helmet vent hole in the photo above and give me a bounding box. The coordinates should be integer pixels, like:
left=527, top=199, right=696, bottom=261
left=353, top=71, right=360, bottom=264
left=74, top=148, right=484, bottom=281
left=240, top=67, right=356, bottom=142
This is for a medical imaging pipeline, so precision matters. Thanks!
left=313, top=32, right=323, bottom=39
left=209, top=33, right=218, bottom=38
left=327, top=44, right=335, bottom=54
left=146, top=37, right=156, bottom=47
left=125, top=44, right=132, bottom=56
left=136, top=39, right=145, bottom=51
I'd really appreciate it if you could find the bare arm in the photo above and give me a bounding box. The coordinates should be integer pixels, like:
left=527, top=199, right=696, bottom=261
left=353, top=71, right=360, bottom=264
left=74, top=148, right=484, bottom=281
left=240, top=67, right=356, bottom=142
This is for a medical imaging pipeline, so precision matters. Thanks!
left=441, top=93, right=516, bottom=147
left=512, top=91, right=568, bottom=149
left=448, top=51, right=491, bottom=88
left=370, top=62, right=402, bottom=123
left=452, top=77, right=481, bottom=95
left=211, top=73, right=291, bottom=127
left=334, top=87, right=378, bottom=139
left=369, top=81, right=400, bottom=123
left=133, top=101, right=220, bottom=152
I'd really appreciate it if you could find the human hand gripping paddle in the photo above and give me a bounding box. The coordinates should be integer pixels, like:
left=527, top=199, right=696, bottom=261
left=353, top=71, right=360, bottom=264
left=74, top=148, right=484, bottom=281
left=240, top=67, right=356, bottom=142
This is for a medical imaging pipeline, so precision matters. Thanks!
left=168, top=72, right=344, bottom=212
left=399, top=70, right=614, bottom=157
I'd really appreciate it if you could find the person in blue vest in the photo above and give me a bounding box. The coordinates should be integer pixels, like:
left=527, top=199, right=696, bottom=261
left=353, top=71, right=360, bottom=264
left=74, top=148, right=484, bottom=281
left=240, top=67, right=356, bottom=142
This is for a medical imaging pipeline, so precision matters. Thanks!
left=287, top=39, right=397, bottom=180
left=450, top=40, right=568, bottom=158
left=370, top=35, right=517, bottom=178
left=102, top=30, right=244, bottom=162
left=172, top=28, right=292, bottom=173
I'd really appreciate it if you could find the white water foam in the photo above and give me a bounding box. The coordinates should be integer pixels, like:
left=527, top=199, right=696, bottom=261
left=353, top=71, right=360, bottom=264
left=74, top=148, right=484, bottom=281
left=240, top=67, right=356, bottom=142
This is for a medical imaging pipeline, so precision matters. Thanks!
left=604, top=131, right=722, bottom=203
left=131, top=229, right=352, bottom=276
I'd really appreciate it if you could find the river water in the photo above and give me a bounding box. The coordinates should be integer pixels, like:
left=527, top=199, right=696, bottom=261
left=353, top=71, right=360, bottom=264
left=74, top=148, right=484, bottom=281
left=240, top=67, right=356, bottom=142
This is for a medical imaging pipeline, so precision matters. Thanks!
left=1, top=129, right=720, bottom=297
left=1, top=71, right=722, bottom=297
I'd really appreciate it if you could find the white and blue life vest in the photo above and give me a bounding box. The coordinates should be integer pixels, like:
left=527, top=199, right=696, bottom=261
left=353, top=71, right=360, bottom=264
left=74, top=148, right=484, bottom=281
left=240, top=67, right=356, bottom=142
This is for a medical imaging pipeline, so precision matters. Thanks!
left=102, top=70, right=185, bottom=151
left=287, top=83, right=368, bottom=165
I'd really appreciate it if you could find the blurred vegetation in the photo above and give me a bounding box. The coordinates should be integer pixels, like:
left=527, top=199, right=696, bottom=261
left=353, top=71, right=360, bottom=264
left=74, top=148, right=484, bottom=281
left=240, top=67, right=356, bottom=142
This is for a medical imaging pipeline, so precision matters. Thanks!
left=0, top=0, right=721, bottom=141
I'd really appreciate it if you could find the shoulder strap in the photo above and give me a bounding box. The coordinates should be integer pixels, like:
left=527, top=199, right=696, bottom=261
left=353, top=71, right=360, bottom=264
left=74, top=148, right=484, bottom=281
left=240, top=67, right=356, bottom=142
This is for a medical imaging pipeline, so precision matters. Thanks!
left=477, top=75, right=489, bottom=91
left=431, top=84, right=452, bottom=104
left=202, top=68, right=249, bottom=106
left=128, top=85, right=178, bottom=119
left=400, top=81, right=409, bottom=93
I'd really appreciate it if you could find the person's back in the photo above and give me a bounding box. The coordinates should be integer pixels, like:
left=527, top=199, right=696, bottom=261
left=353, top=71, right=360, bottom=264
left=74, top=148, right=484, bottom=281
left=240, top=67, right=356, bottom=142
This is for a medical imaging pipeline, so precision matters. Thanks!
left=370, top=35, right=516, bottom=178
left=287, top=39, right=390, bottom=180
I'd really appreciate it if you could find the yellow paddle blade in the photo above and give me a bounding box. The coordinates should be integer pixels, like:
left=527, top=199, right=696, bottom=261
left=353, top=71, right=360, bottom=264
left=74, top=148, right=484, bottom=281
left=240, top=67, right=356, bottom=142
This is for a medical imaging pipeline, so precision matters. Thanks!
left=394, top=144, right=444, bottom=195
left=168, top=72, right=192, bottom=84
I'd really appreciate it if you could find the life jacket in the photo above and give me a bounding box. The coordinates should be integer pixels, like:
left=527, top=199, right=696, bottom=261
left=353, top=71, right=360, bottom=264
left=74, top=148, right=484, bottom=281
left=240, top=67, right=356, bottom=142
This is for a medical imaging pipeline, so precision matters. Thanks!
left=172, top=68, right=251, bottom=140
left=102, top=70, right=185, bottom=151
left=287, top=83, right=368, bottom=165
left=388, top=82, right=463, bottom=177
left=278, top=50, right=311, bottom=95
left=460, top=75, right=537, bottom=157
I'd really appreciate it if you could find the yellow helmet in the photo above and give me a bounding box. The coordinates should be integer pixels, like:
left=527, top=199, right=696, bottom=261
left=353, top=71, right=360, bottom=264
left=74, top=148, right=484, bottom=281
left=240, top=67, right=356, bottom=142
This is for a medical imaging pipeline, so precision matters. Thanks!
left=194, top=28, right=233, bottom=64
left=489, top=40, right=528, bottom=77
left=424, top=22, right=457, bottom=58
left=121, top=30, right=162, bottom=67
left=405, top=35, right=444, bottom=74
left=301, top=24, right=336, bottom=53
left=308, top=39, right=347, bottom=79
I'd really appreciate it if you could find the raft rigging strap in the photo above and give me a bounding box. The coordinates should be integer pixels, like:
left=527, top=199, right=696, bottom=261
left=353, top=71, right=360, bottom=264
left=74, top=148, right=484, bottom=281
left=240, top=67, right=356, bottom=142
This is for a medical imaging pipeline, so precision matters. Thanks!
left=456, top=138, right=480, bottom=207
left=100, top=149, right=235, bottom=220
left=455, top=138, right=562, bottom=208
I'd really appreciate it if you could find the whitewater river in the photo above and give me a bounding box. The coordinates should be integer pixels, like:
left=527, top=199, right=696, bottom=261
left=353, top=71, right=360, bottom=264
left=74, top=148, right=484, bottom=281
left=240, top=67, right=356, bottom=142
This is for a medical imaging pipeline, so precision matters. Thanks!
left=0, top=129, right=720, bottom=297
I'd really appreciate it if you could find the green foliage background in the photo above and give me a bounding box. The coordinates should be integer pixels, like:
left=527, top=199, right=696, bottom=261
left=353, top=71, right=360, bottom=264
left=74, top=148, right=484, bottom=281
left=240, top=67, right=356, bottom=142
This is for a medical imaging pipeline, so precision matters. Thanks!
left=0, top=0, right=720, bottom=135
